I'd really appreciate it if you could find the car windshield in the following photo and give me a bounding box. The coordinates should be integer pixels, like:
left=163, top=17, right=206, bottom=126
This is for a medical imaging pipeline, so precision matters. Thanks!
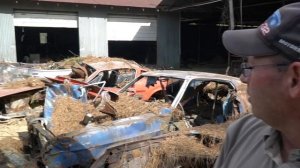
left=179, top=79, right=236, bottom=126
left=88, top=69, right=136, bottom=87
left=121, top=75, right=185, bottom=102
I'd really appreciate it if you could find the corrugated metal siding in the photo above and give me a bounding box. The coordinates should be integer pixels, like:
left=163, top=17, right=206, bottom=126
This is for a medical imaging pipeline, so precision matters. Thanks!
left=157, top=12, right=180, bottom=68
left=0, top=12, right=16, bottom=62
left=107, top=16, right=157, bottom=41
left=79, top=14, right=108, bottom=56
left=34, top=0, right=162, bottom=8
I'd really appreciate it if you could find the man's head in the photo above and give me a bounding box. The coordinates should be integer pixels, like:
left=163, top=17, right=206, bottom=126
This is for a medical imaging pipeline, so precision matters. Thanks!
left=223, top=2, right=300, bottom=61
left=222, top=2, right=300, bottom=129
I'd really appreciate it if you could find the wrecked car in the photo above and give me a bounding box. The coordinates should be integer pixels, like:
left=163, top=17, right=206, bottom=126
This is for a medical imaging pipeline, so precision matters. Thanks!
left=47, top=60, right=149, bottom=99
left=90, top=123, right=228, bottom=168
left=119, top=70, right=250, bottom=123
left=50, top=60, right=149, bottom=87
left=0, top=66, right=46, bottom=119
left=27, top=70, right=250, bottom=167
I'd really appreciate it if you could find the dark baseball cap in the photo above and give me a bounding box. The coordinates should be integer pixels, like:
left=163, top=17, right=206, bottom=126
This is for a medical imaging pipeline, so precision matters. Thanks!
left=222, top=2, right=300, bottom=61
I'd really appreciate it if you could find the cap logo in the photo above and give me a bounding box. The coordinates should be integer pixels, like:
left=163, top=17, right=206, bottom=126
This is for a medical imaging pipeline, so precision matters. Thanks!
left=268, top=10, right=281, bottom=28
left=260, top=23, right=270, bottom=35
left=260, top=10, right=281, bottom=36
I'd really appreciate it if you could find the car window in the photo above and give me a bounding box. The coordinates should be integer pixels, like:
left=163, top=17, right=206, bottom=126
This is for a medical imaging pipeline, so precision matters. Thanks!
left=88, top=71, right=105, bottom=84
left=85, top=64, right=96, bottom=76
left=122, top=76, right=184, bottom=102
left=115, top=69, right=136, bottom=88
left=179, top=79, right=238, bottom=126
left=88, top=69, right=136, bottom=87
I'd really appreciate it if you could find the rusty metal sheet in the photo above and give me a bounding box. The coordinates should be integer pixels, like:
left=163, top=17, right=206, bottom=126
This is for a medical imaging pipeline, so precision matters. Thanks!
left=0, top=86, right=44, bottom=98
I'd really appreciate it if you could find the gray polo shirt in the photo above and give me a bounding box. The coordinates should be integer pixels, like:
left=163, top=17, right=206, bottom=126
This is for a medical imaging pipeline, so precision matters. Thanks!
left=214, top=114, right=300, bottom=168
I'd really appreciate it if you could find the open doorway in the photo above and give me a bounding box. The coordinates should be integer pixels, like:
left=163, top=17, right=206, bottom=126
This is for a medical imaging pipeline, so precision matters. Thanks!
left=108, top=41, right=157, bottom=64
left=15, top=27, right=79, bottom=63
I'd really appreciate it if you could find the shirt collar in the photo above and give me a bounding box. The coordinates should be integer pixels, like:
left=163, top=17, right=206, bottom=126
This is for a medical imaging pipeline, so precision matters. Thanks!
left=263, top=127, right=300, bottom=165
left=263, top=128, right=282, bottom=165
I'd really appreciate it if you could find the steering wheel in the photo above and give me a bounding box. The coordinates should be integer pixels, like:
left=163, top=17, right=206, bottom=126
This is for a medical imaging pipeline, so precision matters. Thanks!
left=165, top=94, right=185, bottom=116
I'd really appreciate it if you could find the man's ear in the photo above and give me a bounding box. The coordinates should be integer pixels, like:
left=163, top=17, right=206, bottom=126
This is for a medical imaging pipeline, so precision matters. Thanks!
left=287, top=62, right=300, bottom=98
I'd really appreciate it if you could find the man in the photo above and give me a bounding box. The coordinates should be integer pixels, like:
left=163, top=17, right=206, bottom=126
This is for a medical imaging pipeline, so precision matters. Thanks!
left=214, top=2, right=300, bottom=168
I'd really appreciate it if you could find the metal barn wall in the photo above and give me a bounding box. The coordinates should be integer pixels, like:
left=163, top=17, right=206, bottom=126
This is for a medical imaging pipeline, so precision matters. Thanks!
left=0, top=0, right=182, bottom=67
left=157, top=12, right=181, bottom=68
left=0, top=0, right=110, bottom=61
left=107, top=16, right=157, bottom=41
left=0, top=6, right=16, bottom=62
left=79, top=11, right=108, bottom=56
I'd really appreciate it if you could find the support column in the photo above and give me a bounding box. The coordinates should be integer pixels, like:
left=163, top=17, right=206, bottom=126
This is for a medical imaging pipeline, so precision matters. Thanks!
left=0, top=8, right=16, bottom=62
left=157, top=12, right=181, bottom=68
left=78, top=11, right=108, bottom=57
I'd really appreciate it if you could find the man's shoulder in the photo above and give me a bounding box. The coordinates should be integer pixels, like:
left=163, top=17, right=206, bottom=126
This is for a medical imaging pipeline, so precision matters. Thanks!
left=213, top=114, right=273, bottom=168
left=226, top=114, right=272, bottom=142
left=230, top=113, right=270, bottom=130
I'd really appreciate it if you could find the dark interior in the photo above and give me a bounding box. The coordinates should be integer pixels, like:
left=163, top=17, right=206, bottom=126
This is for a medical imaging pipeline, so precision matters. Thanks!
left=108, top=41, right=157, bottom=64
left=167, top=0, right=299, bottom=67
left=15, top=26, right=79, bottom=63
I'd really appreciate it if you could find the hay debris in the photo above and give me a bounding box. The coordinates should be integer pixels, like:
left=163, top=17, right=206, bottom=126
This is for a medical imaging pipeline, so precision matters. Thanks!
left=2, top=77, right=45, bottom=89
left=145, top=122, right=232, bottom=168
left=51, top=96, right=98, bottom=135
left=194, top=123, right=229, bottom=140
left=146, top=134, right=220, bottom=168
left=50, top=93, right=173, bottom=135
left=109, top=93, right=171, bottom=119
left=37, top=56, right=142, bottom=69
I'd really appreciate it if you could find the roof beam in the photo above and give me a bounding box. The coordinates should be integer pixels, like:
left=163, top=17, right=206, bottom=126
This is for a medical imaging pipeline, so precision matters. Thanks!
left=167, top=0, right=223, bottom=12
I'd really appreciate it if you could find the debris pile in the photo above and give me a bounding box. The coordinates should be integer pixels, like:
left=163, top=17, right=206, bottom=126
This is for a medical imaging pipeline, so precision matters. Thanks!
left=33, top=56, right=142, bottom=70
left=0, top=118, right=37, bottom=167
left=51, top=96, right=98, bottom=135
left=51, top=93, right=173, bottom=135
left=146, top=124, right=229, bottom=168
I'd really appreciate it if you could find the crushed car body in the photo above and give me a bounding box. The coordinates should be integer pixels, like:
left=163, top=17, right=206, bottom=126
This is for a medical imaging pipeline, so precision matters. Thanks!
left=47, top=60, right=149, bottom=99
left=28, top=84, right=171, bottom=167
left=49, top=60, right=148, bottom=87
left=119, top=70, right=250, bottom=120
left=27, top=70, right=250, bottom=167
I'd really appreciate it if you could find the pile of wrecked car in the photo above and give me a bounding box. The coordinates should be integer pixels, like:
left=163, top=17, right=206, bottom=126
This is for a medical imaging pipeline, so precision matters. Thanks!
left=0, top=57, right=250, bottom=168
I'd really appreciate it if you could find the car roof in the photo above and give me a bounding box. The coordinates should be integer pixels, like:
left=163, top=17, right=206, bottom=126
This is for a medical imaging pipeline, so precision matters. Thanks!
left=141, top=70, right=243, bottom=86
left=88, top=60, right=142, bottom=70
